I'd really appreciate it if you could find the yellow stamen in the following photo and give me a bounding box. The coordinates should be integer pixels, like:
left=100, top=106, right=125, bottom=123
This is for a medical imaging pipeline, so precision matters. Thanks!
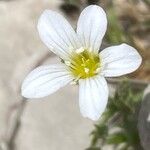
left=84, top=68, right=89, bottom=74
left=64, top=60, right=71, bottom=66
left=95, top=67, right=100, bottom=74
left=75, top=47, right=85, bottom=54
left=67, top=49, right=101, bottom=79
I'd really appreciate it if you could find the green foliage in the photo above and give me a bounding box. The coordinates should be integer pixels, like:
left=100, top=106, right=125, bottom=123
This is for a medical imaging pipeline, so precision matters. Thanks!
left=105, top=8, right=129, bottom=44
left=107, top=132, right=127, bottom=144
left=86, top=148, right=100, bottom=150
left=63, top=0, right=80, bottom=5
left=87, top=81, right=144, bottom=150
left=143, top=0, right=150, bottom=6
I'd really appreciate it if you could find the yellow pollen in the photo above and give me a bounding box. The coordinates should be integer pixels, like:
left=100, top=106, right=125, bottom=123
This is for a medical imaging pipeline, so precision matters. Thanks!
left=84, top=68, right=89, bottom=73
left=70, top=81, right=78, bottom=85
left=64, top=60, right=71, bottom=66
left=67, top=49, right=100, bottom=79
left=75, top=47, right=85, bottom=54
left=95, top=67, right=100, bottom=73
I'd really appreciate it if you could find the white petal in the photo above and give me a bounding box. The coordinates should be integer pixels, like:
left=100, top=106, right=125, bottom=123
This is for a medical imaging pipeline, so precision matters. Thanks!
left=22, top=64, right=73, bottom=98
left=79, top=76, right=108, bottom=120
left=77, top=5, right=107, bottom=53
left=100, top=43, right=142, bottom=77
left=37, top=10, right=80, bottom=60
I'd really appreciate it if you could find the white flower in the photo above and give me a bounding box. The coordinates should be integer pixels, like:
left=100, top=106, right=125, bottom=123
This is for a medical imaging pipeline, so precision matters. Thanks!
left=21, top=5, right=142, bottom=120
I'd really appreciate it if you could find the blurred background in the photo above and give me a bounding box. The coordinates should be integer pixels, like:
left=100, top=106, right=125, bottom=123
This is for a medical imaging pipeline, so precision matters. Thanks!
left=0, top=0, right=149, bottom=150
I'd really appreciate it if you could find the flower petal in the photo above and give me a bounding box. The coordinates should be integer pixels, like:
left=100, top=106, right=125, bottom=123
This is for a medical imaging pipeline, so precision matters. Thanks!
left=100, top=43, right=142, bottom=77
left=22, top=64, right=73, bottom=98
left=37, top=10, right=80, bottom=60
left=79, top=76, right=108, bottom=120
left=77, top=5, right=107, bottom=53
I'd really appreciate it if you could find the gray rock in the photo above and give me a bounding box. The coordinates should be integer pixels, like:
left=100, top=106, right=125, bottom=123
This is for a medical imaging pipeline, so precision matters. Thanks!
left=14, top=85, right=94, bottom=150
left=0, top=0, right=61, bottom=149
left=138, top=84, right=150, bottom=150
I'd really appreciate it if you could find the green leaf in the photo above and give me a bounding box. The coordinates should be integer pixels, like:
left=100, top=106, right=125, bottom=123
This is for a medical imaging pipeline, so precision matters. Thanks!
left=107, top=132, right=127, bottom=144
left=105, top=8, right=128, bottom=44
left=87, top=80, right=144, bottom=149
left=86, top=147, right=101, bottom=150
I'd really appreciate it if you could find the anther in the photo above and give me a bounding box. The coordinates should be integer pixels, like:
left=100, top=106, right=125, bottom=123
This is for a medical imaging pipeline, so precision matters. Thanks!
left=84, top=68, right=89, bottom=74
left=64, top=61, right=71, bottom=66
left=70, top=81, right=77, bottom=85
left=81, top=58, right=85, bottom=63
left=95, top=67, right=100, bottom=73
left=75, top=47, right=85, bottom=54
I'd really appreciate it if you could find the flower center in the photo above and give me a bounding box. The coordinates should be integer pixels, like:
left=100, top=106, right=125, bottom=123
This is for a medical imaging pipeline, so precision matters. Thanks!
left=65, top=48, right=100, bottom=79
